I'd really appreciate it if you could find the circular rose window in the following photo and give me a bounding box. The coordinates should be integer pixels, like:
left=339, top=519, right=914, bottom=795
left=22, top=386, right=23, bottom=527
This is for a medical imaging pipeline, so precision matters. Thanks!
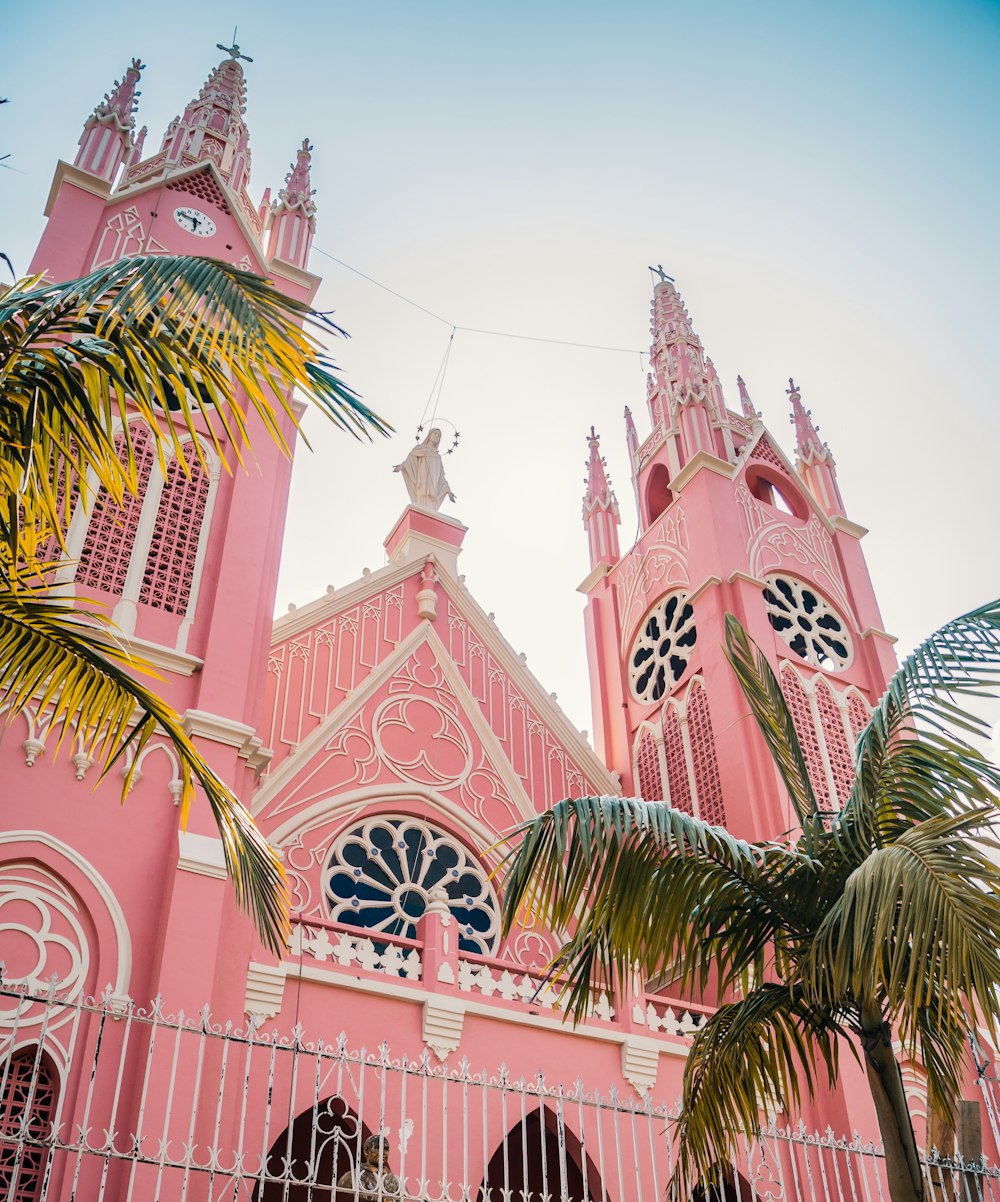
left=762, top=576, right=852, bottom=670
left=629, top=592, right=697, bottom=703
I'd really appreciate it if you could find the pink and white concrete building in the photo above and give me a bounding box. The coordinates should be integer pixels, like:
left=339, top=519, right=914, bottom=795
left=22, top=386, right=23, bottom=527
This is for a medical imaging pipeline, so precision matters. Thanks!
left=1, top=49, right=993, bottom=1202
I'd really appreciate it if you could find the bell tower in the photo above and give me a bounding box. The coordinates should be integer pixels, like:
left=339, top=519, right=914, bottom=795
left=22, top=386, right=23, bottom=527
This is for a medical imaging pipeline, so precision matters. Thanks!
left=2, top=47, right=323, bottom=1016
left=581, top=272, right=898, bottom=841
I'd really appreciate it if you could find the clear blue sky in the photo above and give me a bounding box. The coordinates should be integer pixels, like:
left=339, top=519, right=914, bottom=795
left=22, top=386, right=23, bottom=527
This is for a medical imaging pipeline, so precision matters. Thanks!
left=4, top=0, right=998, bottom=735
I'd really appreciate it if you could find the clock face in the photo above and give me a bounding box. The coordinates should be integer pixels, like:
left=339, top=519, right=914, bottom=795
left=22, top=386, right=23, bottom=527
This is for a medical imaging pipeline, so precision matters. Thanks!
left=173, top=206, right=217, bottom=238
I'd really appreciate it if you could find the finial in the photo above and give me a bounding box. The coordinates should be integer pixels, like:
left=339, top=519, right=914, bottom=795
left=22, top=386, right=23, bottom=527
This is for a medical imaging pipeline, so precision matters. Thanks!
left=786, top=377, right=801, bottom=403
left=648, top=263, right=674, bottom=285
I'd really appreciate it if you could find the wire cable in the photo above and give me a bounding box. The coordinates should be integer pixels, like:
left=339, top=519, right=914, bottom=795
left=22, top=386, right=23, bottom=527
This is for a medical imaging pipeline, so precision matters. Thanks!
left=313, top=246, right=646, bottom=357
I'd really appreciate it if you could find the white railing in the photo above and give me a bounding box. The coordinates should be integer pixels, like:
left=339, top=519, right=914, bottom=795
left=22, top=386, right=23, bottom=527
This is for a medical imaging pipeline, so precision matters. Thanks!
left=2, top=977, right=1000, bottom=1202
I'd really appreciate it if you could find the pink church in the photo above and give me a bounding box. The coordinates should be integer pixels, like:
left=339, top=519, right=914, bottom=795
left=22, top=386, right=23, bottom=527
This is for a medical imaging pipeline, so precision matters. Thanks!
left=1, top=48, right=995, bottom=1202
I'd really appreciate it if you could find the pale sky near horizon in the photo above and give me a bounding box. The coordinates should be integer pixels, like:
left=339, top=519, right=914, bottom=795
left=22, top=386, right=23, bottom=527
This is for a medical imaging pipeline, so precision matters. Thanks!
left=3, top=0, right=998, bottom=739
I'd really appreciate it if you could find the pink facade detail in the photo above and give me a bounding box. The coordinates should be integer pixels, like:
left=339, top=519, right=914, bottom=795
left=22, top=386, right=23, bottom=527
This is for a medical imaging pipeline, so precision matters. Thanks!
left=75, top=423, right=154, bottom=596
left=4, top=46, right=989, bottom=1202
left=139, top=441, right=210, bottom=614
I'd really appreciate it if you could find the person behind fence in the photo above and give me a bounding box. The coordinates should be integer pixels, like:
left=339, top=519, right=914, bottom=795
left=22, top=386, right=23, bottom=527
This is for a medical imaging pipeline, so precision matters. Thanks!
left=337, top=1134, right=402, bottom=1200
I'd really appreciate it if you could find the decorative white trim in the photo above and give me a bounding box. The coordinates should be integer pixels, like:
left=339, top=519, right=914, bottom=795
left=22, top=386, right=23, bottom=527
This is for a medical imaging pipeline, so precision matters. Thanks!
left=182, top=709, right=264, bottom=763
left=422, top=996, right=465, bottom=1061
left=44, top=159, right=111, bottom=216
left=861, top=626, right=898, bottom=645
left=268, top=257, right=322, bottom=302
left=176, top=831, right=227, bottom=880
left=0, top=830, right=132, bottom=997
left=244, top=962, right=286, bottom=1020
left=668, top=449, right=734, bottom=493
left=576, top=562, right=612, bottom=595
left=830, top=516, right=869, bottom=540
left=621, top=1037, right=661, bottom=1095
left=115, top=633, right=204, bottom=677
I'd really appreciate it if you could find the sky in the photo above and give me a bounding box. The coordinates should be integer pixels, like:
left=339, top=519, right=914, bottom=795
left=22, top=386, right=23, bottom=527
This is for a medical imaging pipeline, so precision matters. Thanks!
left=3, top=0, right=999, bottom=738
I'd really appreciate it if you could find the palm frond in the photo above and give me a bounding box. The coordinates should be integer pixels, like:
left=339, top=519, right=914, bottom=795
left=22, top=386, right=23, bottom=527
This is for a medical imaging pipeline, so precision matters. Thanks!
left=724, top=613, right=819, bottom=827
left=0, top=255, right=391, bottom=564
left=807, top=808, right=1000, bottom=1037
left=670, top=984, right=842, bottom=1200
left=0, top=576, right=288, bottom=952
left=497, top=795, right=818, bottom=1021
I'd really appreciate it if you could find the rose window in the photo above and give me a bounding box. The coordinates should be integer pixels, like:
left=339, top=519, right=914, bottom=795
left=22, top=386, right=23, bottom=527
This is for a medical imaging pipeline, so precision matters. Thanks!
left=762, top=576, right=852, bottom=670
left=324, top=817, right=499, bottom=954
left=628, top=592, right=697, bottom=703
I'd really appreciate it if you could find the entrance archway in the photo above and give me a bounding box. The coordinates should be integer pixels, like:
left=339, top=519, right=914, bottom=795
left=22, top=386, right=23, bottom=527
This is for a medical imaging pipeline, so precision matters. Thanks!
left=477, top=1107, right=603, bottom=1202
left=254, top=1095, right=371, bottom=1201
left=0, top=1046, right=59, bottom=1202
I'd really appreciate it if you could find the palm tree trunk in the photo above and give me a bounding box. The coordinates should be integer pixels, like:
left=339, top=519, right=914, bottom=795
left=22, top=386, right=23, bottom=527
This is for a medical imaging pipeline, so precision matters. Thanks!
left=859, top=1009, right=925, bottom=1202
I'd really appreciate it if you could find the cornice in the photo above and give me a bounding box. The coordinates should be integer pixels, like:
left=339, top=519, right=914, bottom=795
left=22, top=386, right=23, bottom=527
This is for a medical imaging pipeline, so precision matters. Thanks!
left=860, top=626, right=898, bottom=645
left=687, top=575, right=723, bottom=605
left=577, top=562, right=612, bottom=595
left=727, top=570, right=767, bottom=589
left=181, top=708, right=269, bottom=765
left=272, top=556, right=418, bottom=643
left=831, top=515, right=869, bottom=540
left=44, top=160, right=112, bottom=216
left=669, top=449, right=734, bottom=494
left=115, top=633, right=203, bottom=677
left=177, top=831, right=228, bottom=880
left=267, top=256, right=322, bottom=302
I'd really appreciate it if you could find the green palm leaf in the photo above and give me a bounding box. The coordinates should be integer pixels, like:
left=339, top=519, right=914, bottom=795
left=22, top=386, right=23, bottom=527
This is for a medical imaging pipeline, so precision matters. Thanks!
left=0, top=572, right=288, bottom=952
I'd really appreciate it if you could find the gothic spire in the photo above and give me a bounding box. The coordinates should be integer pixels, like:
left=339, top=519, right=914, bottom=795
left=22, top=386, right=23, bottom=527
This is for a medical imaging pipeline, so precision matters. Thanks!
left=737, top=375, right=758, bottom=421
left=267, top=139, right=317, bottom=268
left=582, top=428, right=620, bottom=569
left=74, top=58, right=143, bottom=181
left=786, top=378, right=846, bottom=517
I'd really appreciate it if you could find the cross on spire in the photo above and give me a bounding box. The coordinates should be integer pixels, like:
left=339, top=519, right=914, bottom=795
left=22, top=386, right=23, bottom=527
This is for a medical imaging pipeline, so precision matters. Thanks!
left=648, top=263, right=675, bottom=284
left=216, top=29, right=253, bottom=62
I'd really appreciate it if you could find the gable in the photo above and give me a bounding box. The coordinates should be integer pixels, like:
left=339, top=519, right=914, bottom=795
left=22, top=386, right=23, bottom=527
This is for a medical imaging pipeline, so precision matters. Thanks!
left=264, top=561, right=615, bottom=806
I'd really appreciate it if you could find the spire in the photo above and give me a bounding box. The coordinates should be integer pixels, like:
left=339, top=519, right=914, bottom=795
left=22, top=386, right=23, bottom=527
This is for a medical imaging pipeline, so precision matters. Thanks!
left=786, top=378, right=846, bottom=517
left=267, top=138, right=317, bottom=268
left=125, top=52, right=253, bottom=194
left=787, top=378, right=824, bottom=458
left=74, top=58, right=144, bottom=182
left=583, top=428, right=620, bottom=569
left=737, top=374, right=758, bottom=421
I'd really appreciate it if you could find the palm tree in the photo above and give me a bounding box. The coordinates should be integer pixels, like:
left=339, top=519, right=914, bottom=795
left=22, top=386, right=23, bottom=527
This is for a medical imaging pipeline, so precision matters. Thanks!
left=499, top=601, right=1000, bottom=1202
left=1, top=254, right=389, bottom=953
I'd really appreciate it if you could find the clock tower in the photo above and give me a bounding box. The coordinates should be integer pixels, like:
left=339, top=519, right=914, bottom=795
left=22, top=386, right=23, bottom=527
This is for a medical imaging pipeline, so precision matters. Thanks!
left=5, top=48, right=322, bottom=1019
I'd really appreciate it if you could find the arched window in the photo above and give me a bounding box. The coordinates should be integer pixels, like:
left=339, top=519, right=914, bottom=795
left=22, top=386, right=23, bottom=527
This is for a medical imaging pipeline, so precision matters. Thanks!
left=65, top=422, right=216, bottom=646
left=0, top=1048, right=58, bottom=1202
left=628, top=592, right=697, bottom=703
left=779, top=665, right=832, bottom=811
left=662, top=707, right=693, bottom=816
left=763, top=576, right=852, bottom=671
left=75, top=422, right=155, bottom=597
left=634, top=727, right=664, bottom=802
left=324, top=817, right=499, bottom=955
left=814, top=677, right=855, bottom=806
left=687, top=681, right=726, bottom=826
left=645, top=463, right=673, bottom=524
left=140, top=440, right=210, bottom=613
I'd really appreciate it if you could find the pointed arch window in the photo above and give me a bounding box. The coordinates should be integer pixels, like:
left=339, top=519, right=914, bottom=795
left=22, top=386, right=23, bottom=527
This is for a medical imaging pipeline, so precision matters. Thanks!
left=63, top=423, right=219, bottom=648
left=0, top=1048, right=58, bottom=1202
left=634, top=727, right=665, bottom=802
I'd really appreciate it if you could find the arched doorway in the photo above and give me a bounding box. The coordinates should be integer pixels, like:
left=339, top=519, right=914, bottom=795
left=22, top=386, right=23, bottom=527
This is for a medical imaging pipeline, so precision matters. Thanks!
left=254, top=1095, right=371, bottom=1201
left=477, top=1107, right=603, bottom=1202
left=0, top=1046, right=59, bottom=1202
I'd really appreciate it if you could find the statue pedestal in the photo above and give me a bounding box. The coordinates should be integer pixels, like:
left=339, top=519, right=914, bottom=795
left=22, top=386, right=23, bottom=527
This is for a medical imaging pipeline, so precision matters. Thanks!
left=384, top=505, right=467, bottom=576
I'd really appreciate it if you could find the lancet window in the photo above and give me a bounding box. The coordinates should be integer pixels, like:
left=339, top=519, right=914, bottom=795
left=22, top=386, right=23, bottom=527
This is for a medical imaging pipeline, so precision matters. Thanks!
left=779, top=663, right=870, bottom=812
left=62, top=420, right=218, bottom=647
left=324, top=817, right=500, bottom=955
left=635, top=678, right=724, bottom=824
left=0, top=1048, right=58, bottom=1202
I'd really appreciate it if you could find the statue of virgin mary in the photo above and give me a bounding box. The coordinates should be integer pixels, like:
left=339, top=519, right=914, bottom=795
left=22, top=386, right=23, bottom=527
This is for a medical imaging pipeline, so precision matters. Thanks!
left=393, top=428, right=456, bottom=511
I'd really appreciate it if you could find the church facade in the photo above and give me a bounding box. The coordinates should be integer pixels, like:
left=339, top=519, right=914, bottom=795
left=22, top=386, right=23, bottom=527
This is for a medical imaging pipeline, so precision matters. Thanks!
left=1, top=48, right=990, bottom=1202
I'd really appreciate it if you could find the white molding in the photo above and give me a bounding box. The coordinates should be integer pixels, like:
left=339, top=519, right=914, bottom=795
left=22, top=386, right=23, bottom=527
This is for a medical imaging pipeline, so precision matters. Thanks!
left=116, top=634, right=204, bottom=677
left=176, top=831, right=227, bottom=880
left=0, top=830, right=132, bottom=997
left=268, top=256, right=322, bottom=302
left=860, top=626, right=898, bottom=645
left=621, top=1036, right=661, bottom=1095
left=281, top=959, right=693, bottom=1059
left=668, top=449, right=734, bottom=493
left=831, top=515, right=869, bottom=540
left=422, top=996, right=465, bottom=1061
left=576, top=562, right=612, bottom=595
left=181, top=709, right=266, bottom=766
left=687, top=574, right=723, bottom=605
left=727, top=570, right=766, bottom=588
left=44, top=160, right=111, bottom=216
left=244, top=962, right=286, bottom=1020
